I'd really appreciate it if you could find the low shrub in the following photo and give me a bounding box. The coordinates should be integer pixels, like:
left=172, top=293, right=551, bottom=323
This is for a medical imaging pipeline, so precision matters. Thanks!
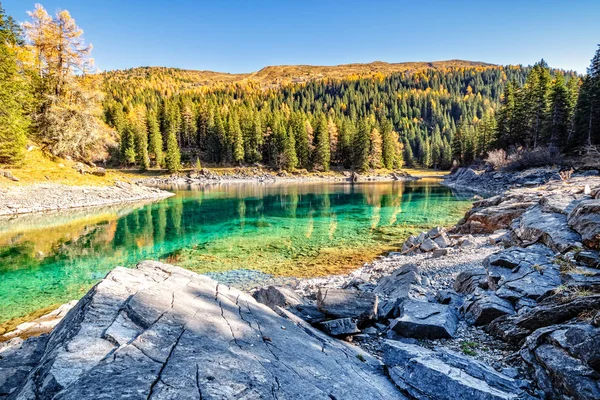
left=504, top=146, right=563, bottom=171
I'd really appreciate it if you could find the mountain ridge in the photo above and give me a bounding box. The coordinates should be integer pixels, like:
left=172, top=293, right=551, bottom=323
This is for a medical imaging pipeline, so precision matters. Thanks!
left=101, top=59, right=499, bottom=90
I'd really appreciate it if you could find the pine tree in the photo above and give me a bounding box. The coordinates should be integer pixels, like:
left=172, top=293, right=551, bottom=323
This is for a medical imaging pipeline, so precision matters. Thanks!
left=369, top=126, right=383, bottom=169
left=381, top=119, right=396, bottom=170
left=165, top=127, right=181, bottom=172
left=312, top=115, right=330, bottom=171
left=354, top=118, right=370, bottom=172
left=574, top=45, right=600, bottom=148
left=291, top=113, right=309, bottom=168
left=232, top=114, right=244, bottom=165
left=164, top=101, right=181, bottom=172
left=496, top=81, right=515, bottom=148
left=147, top=111, right=163, bottom=167
left=548, top=72, right=571, bottom=149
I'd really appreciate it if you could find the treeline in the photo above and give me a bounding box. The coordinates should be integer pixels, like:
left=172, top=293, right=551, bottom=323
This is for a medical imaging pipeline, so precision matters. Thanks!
left=104, top=66, right=536, bottom=172
left=454, top=51, right=600, bottom=167
left=0, top=3, right=109, bottom=165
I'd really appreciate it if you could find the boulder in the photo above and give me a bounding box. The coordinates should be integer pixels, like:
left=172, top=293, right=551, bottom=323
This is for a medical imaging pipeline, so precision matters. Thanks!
left=462, top=291, right=515, bottom=326
left=420, top=238, right=439, bottom=252
left=1, top=262, right=404, bottom=399
left=521, top=323, right=600, bottom=400
left=317, top=288, right=378, bottom=321
left=253, top=285, right=304, bottom=310
left=514, top=206, right=582, bottom=253
left=390, top=300, right=458, bottom=339
left=0, top=335, right=48, bottom=398
left=427, top=226, right=443, bottom=238
left=489, top=295, right=600, bottom=344
left=484, top=246, right=561, bottom=301
left=454, top=268, right=487, bottom=294
left=568, top=200, right=600, bottom=249
left=575, top=250, right=600, bottom=269
left=383, top=341, right=535, bottom=400
left=457, top=199, right=538, bottom=234
left=489, top=229, right=510, bottom=245
left=432, top=248, right=449, bottom=258
left=373, top=264, right=421, bottom=300
left=433, top=233, right=451, bottom=248
left=318, top=318, right=360, bottom=336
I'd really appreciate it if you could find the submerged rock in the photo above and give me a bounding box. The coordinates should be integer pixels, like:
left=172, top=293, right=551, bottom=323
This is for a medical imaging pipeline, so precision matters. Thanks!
left=1, top=261, right=403, bottom=399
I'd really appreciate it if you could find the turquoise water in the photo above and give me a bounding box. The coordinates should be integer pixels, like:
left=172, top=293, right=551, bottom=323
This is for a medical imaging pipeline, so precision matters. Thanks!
left=0, top=181, right=472, bottom=326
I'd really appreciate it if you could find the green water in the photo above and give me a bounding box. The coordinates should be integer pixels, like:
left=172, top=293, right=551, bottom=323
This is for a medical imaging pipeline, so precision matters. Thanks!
left=0, top=181, right=472, bottom=326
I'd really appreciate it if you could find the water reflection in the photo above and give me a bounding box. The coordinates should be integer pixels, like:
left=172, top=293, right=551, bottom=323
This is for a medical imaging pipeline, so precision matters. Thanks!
left=0, top=181, right=473, bottom=324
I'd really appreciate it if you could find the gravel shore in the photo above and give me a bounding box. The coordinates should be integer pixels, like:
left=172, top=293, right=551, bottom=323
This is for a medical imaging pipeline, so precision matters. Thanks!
left=0, top=181, right=173, bottom=217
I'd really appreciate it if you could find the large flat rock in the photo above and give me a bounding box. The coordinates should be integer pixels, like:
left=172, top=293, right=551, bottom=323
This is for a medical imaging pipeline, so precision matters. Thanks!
left=383, top=341, right=535, bottom=400
left=1, top=261, right=404, bottom=400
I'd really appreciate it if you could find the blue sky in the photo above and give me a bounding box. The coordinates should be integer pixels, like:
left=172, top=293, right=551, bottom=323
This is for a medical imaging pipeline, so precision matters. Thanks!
left=3, top=0, right=599, bottom=74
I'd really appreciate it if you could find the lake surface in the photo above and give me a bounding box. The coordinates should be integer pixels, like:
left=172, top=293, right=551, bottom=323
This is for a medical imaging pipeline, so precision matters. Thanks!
left=0, top=180, right=473, bottom=327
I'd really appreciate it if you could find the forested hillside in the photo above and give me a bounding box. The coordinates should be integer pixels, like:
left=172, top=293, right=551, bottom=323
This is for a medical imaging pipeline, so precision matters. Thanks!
left=1, top=2, right=599, bottom=174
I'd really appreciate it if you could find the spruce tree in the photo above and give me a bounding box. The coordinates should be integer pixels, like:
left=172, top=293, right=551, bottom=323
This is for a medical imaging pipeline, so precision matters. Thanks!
left=381, top=119, right=396, bottom=170
left=165, top=128, right=181, bottom=172
left=291, top=114, right=309, bottom=168
left=147, top=111, right=164, bottom=167
left=232, top=114, right=244, bottom=165
left=548, top=72, right=571, bottom=149
left=354, top=118, right=370, bottom=172
left=312, top=115, right=330, bottom=171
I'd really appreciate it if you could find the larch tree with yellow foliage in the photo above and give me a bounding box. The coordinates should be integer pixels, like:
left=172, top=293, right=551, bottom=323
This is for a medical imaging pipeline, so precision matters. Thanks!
left=23, top=4, right=109, bottom=161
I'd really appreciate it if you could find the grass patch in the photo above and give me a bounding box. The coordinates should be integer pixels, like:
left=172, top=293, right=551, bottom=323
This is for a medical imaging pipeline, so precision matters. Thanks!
left=461, top=341, right=479, bottom=356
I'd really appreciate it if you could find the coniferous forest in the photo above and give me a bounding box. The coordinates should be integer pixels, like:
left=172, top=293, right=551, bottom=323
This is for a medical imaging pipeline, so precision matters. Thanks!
left=1, top=3, right=599, bottom=173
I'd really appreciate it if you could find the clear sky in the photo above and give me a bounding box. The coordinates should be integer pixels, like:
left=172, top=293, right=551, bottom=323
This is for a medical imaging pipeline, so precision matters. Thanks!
left=3, top=0, right=599, bottom=74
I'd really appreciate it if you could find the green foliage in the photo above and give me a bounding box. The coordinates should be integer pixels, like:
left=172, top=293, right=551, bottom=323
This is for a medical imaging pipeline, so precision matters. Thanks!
left=0, top=7, right=28, bottom=164
left=312, top=115, right=330, bottom=171
left=354, top=118, right=371, bottom=172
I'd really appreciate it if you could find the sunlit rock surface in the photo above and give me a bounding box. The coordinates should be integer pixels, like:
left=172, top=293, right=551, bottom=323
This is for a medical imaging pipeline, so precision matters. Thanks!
left=1, top=261, right=404, bottom=400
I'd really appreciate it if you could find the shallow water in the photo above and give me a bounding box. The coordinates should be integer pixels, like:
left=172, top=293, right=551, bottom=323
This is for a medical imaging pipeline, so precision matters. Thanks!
left=0, top=180, right=472, bottom=325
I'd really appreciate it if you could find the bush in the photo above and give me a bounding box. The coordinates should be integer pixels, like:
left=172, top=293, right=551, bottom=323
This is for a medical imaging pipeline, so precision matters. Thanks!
left=485, top=149, right=508, bottom=170
left=504, top=146, right=563, bottom=171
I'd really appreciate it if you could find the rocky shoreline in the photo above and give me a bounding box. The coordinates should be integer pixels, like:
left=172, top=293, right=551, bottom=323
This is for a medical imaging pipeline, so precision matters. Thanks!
left=0, top=181, right=174, bottom=217
left=139, top=167, right=418, bottom=187
left=1, top=169, right=599, bottom=399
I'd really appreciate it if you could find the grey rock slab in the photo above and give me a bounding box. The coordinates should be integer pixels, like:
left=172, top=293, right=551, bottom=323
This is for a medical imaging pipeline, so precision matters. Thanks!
left=373, top=263, right=422, bottom=301
left=383, top=340, right=535, bottom=400
left=420, top=237, right=439, bottom=252
left=317, top=288, right=378, bottom=321
left=5, top=261, right=404, bottom=400
left=489, top=295, right=600, bottom=344
left=575, top=250, right=600, bottom=268
left=318, top=318, right=360, bottom=336
left=521, top=323, right=600, bottom=400
left=252, top=285, right=304, bottom=310
left=463, top=291, right=515, bottom=326
left=454, top=268, right=487, bottom=294
left=484, top=246, right=561, bottom=301
left=514, top=206, right=582, bottom=253
left=0, top=335, right=48, bottom=399
left=568, top=200, right=600, bottom=249
left=390, top=300, right=458, bottom=339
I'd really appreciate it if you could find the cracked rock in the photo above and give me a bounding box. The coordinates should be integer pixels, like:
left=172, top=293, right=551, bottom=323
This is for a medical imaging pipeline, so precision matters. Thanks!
left=1, top=261, right=404, bottom=400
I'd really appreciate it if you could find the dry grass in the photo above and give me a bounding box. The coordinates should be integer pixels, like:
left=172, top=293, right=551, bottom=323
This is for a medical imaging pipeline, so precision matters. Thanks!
left=0, top=147, right=148, bottom=187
